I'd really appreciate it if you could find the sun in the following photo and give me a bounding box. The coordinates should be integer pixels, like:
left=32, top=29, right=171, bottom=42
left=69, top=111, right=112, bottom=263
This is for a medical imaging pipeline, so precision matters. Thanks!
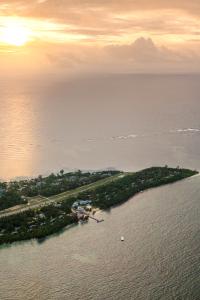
left=1, top=20, right=30, bottom=46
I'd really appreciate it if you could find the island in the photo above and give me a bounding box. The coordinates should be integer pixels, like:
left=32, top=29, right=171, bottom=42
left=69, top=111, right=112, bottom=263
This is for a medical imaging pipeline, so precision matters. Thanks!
left=0, top=166, right=197, bottom=245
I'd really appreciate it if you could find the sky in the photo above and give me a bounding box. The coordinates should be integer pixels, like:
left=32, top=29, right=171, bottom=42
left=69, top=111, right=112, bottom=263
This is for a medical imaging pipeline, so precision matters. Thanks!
left=0, top=0, right=200, bottom=76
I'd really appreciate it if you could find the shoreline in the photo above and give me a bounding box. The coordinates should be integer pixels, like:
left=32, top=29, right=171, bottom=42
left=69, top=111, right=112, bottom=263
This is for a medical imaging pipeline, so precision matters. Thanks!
left=0, top=167, right=197, bottom=246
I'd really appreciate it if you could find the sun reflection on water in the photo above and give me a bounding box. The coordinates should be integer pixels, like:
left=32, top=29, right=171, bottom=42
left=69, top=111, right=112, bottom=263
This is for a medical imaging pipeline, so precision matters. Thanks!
left=0, top=86, right=38, bottom=180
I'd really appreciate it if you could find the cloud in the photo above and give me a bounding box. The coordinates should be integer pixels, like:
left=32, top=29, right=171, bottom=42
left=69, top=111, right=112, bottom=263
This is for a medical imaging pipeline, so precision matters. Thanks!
left=1, top=1, right=200, bottom=47
left=37, top=37, right=200, bottom=74
left=0, top=34, right=200, bottom=77
left=106, top=38, right=162, bottom=62
left=102, top=37, right=197, bottom=72
left=1, top=1, right=200, bottom=76
left=2, top=1, right=200, bottom=21
left=37, top=0, right=48, bottom=3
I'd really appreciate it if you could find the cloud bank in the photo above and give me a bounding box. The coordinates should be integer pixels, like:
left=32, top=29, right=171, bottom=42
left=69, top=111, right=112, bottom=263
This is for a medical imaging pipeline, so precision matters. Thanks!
left=1, top=0, right=200, bottom=75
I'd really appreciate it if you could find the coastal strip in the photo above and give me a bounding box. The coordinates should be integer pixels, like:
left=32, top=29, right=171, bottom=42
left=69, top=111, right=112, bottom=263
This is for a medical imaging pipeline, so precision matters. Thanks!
left=0, top=172, right=125, bottom=219
left=0, top=167, right=197, bottom=245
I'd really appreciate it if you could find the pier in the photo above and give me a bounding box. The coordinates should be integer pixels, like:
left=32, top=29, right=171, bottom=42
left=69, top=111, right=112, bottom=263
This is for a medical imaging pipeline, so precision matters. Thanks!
left=72, top=207, right=104, bottom=223
left=88, top=215, right=104, bottom=223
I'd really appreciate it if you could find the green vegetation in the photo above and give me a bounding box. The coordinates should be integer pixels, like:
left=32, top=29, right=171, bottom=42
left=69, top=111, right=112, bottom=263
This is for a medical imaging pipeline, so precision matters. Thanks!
left=0, top=190, right=26, bottom=211
left=0, top=170, right=119, bottom=211
left=78, top=167, right=197, bottom=209
left=0, top=209, right=76, bottom=245
left=0, top=166, right=197, bottom=245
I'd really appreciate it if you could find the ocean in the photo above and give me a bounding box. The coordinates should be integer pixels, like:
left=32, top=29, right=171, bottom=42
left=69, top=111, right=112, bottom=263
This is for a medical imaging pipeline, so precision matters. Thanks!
left=0, top=74, right=200, bottom=299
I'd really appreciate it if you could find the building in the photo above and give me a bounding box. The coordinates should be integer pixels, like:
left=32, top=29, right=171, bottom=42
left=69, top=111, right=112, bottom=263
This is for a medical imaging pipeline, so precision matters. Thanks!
left=78, top=200, right=92, bottom=205
left=72, top=199, right=92, bottom=209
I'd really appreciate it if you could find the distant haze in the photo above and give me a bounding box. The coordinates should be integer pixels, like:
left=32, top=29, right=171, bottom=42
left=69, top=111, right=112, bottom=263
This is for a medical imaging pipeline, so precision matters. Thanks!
left=0, top=74, right=200, bottom=180
left=0, top=1, right=200, bottom=77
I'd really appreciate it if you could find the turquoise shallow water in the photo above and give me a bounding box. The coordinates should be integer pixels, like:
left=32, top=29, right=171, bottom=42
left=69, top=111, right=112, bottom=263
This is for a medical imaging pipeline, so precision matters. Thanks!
left=0, top=175, right=200, bottom=300
left=0, top=74, right=200, bottom=299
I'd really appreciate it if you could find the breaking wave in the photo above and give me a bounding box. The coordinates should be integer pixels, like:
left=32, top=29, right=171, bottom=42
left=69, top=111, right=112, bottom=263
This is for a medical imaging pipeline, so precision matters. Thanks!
left=86, top=128, right=200, bottom=143
left=170, top=128, right=200, bottom=134
left=111, top=134, right=138, bottom=140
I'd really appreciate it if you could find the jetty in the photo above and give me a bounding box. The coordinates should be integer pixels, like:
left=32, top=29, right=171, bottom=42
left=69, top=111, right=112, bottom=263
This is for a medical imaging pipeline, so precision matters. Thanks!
left=71, top=206, right=104, bottom=223
left=88, top=215, right=104, bottom=223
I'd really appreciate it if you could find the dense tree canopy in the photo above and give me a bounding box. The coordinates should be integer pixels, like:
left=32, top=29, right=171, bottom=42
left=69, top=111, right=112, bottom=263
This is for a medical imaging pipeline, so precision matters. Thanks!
left=0, top=167, right=197, bottom=245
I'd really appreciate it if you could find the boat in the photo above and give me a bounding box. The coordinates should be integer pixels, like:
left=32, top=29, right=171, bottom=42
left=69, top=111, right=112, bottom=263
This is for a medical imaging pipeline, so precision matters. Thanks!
left=121, top=236, right=124, bottom=241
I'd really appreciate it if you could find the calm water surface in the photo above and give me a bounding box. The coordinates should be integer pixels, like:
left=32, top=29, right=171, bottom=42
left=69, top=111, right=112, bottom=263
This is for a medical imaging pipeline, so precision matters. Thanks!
left=0, top=175, right=200, bottom=300
left=0, top=74, right=200, bottom=299
left=0, top=74, right=200, bottom=180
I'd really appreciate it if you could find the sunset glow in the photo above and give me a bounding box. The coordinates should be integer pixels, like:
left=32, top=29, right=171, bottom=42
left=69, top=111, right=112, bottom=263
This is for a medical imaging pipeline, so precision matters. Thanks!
left=0, top=19, right=30, bottom=46
left=0, top=1, right=200, bottom=75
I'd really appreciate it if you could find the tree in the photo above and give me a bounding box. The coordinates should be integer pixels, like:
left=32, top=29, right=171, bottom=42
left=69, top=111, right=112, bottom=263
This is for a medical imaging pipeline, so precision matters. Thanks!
left=60, top=169, right=64, bottom=177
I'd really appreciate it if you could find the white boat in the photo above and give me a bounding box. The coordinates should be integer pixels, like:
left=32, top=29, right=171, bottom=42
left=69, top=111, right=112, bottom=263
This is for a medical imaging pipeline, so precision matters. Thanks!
left=121, top=236, right=124, bottom=241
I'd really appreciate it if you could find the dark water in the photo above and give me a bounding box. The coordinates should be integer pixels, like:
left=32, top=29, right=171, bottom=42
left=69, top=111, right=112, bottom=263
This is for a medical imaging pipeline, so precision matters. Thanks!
left=0, top=74, right=200, bottom=299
